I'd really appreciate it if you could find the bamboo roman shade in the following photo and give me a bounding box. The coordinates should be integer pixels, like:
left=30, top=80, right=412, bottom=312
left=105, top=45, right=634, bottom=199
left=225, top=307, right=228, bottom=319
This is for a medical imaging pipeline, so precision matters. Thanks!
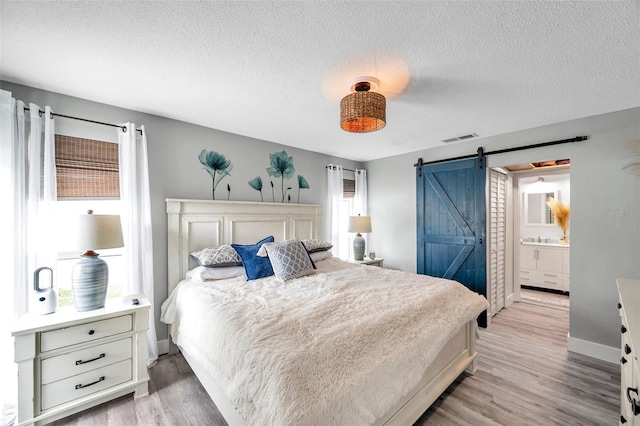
left=55, top=135, right=120, bottom=199
left=342, top=178, right=355, bottom=198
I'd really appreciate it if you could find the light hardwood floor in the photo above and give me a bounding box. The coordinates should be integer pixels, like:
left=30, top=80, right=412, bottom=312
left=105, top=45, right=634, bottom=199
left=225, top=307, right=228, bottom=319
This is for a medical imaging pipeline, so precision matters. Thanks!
left=50, top=295, right=620, bottom=425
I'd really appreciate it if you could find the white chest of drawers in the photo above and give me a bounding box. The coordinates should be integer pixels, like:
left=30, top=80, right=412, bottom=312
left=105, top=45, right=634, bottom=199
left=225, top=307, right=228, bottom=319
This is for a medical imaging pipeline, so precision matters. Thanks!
left=12, top=294, right=150, bottom=426
left=618, top=278, right=640, bottom=425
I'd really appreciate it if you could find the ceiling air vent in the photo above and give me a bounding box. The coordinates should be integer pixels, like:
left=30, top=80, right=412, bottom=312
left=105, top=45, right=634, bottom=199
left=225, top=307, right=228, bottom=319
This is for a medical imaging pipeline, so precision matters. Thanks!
left=442, top=133, right=478, bottom=143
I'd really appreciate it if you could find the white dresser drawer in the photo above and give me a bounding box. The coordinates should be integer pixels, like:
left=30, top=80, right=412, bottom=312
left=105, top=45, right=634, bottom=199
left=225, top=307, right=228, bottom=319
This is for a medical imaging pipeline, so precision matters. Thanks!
left=41, top=315, right=132, bottom=352
left=41, top=358, right=132, bottom=411
left=41, top=338, right=132, bottom=385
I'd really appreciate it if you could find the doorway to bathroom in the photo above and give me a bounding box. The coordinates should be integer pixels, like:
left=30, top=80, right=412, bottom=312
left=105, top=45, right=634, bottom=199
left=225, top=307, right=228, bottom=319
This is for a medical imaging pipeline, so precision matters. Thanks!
left=487, top=160, right=571, bottom=322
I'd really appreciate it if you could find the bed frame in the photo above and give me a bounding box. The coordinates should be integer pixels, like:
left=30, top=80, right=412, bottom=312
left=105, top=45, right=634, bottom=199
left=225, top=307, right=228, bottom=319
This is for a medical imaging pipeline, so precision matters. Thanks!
left=166, top=198, right=479, bottom=426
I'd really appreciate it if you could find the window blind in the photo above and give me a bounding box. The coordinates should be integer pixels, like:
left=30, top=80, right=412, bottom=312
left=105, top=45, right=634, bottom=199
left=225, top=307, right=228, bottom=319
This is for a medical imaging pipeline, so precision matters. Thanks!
left=55, top=135, right=120, bottom=199
left=343, top=178, right=355, bottom=198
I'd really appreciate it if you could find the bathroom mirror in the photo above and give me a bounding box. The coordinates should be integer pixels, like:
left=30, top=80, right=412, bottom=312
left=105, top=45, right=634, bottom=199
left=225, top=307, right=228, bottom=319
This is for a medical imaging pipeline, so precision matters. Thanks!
left=525, top=191, right=557, bottom=226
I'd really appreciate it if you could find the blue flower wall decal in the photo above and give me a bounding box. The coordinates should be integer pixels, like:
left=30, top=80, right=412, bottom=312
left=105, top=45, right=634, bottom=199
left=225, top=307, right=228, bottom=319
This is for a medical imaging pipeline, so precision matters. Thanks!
left=199, top=149, right=233, bottom=200
left=267, top=150, right=295, bottom=203
left=248, top=176, right=263, bottom=201
left=297, top=175, right=310, bottom=203
left=270, top=180, right=275, bottom=202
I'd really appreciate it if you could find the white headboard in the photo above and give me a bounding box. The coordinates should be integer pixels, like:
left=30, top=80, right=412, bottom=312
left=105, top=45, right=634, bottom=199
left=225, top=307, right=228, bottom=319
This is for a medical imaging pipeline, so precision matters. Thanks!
left=166, top=199, right=321, bottom=294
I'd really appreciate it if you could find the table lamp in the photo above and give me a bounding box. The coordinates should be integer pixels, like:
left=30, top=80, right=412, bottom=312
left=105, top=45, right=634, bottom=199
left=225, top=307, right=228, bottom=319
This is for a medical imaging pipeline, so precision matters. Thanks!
left=72, top=210, right=123, bottom=311
left=348, top=214, right=372, bottom=261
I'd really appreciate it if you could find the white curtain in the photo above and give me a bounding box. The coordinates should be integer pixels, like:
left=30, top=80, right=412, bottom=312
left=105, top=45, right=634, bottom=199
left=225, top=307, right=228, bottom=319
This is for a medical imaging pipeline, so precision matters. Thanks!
left=327, top=165, right=344, bottom=257
left=0, top=91, right=57, bottom=423
left=15, top=102, right=58, bottom=314
left=354, top=168, right=369, bottom=250
left=118, top=124, right=159, bottom=368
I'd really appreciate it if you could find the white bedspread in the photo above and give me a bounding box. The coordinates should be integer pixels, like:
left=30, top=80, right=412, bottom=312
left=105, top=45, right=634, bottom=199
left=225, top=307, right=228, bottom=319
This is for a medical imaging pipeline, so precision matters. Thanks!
left=161, top=258, right=488, bottom=426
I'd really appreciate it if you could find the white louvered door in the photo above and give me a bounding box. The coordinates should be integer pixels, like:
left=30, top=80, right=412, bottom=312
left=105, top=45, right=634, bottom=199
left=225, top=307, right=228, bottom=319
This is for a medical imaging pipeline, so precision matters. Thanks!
left=489, top=169, right=507, bottom=318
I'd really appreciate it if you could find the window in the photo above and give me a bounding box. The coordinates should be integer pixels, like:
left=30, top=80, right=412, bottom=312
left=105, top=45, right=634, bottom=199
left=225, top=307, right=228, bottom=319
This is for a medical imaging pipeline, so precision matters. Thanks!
left=54, top=135, right=123, bottom=306
left=334, top=178, right=356, bottom=259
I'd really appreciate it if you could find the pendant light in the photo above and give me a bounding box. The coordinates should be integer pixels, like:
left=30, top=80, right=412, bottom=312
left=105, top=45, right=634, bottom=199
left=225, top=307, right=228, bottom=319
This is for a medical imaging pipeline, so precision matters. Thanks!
left=340, top=77, right=386, bottom=133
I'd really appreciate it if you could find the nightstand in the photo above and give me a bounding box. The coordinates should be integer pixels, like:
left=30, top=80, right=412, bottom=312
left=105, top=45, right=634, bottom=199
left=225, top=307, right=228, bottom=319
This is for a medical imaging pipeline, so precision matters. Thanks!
left=12, top=294, right=150, bottom=426
left=348, top=258, right=384, bottom=268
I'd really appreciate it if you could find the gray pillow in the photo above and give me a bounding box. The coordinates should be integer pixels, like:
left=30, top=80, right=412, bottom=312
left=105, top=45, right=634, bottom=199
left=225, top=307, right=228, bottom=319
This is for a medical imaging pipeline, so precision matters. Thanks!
left=301, top=239, right=333, bottom=253
left=262, top=239, right=315, bottom=281
left=191, top=245, right=242, bottom=267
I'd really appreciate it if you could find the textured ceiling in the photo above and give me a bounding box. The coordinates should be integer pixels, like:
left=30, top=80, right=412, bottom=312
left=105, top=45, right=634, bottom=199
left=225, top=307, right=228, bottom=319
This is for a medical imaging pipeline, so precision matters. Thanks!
left=2, top=1, right=639, bottom=162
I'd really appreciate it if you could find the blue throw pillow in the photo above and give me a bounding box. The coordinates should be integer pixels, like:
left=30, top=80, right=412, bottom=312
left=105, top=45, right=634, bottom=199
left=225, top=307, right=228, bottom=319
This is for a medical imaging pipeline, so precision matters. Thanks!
left=231, top=236, right=275, bottom=281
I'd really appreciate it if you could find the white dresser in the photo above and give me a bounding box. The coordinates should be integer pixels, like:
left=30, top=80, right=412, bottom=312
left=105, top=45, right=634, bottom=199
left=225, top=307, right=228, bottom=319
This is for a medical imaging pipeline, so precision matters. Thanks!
left=618, top=278, right=640, bottom=425
left=12, top=294, right=150, bottom=426
left=520, top=243, right=570, bottom=292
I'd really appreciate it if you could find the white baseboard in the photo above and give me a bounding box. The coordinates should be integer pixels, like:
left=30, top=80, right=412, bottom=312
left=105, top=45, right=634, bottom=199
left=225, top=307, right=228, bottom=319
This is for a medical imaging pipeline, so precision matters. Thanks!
left=158, top=339, right=170, bottom=356
left=567, top=334, right=619, bottom=364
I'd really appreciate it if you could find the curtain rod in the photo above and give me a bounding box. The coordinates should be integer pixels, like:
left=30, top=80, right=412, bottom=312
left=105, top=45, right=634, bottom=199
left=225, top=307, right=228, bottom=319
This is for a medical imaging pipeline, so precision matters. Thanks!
left=325, top=165, right=361, bottom=173
left=23, top=106, right=143, bottom=134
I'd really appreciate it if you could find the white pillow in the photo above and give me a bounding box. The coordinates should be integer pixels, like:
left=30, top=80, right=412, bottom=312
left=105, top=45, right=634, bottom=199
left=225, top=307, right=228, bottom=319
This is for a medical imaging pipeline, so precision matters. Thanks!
left=186, top=265, right=245, bottom=282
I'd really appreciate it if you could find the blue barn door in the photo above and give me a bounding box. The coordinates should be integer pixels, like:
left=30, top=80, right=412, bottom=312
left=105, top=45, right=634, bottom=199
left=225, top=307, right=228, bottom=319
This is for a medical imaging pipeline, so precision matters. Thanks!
left=417, top=157, right=487, bottom=327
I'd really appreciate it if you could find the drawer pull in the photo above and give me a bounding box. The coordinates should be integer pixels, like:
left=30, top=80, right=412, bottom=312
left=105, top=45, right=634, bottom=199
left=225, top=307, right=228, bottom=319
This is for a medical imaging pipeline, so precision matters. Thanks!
left=76, top=353, right=106, bottom=366
left=622, top=357, right=628, bottom=364
left=621, top=415, right=627, bottom=423
left=618, top=302, right=622, bottom=309
left=75, top=376, right=105, bottom=390
left=627, top=387, right=640, bottom=416
left=622, top=324, right=628, bottom=334
left=88, top=330, right=95, bottom=335
left=544, top=281, right=557, bottom=285
left=544, top=274, right=557, bottom=277
left=625, top=344, right=632, bottom=355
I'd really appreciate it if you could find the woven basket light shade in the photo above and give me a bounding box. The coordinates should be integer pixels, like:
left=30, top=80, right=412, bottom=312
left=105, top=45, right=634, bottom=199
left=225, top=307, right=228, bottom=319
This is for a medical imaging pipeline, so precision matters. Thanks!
left=340, top=91, right=386, bottom=133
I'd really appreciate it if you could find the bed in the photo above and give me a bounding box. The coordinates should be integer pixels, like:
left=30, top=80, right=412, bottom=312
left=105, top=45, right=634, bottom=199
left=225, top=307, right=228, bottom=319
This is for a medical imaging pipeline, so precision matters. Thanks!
left=161, top=199, right=488, bottom=426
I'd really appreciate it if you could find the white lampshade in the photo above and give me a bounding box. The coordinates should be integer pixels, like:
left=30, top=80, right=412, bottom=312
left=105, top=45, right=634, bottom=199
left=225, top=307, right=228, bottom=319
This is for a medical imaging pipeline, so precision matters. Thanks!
left=75, top=214, right=124, bottom=251
left=348, top=215, right=372, bottom=234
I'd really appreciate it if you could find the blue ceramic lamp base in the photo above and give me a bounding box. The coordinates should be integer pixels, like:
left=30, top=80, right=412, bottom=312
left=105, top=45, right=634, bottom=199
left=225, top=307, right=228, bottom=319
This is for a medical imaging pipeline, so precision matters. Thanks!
left=72, top=251, right=109, bottom=312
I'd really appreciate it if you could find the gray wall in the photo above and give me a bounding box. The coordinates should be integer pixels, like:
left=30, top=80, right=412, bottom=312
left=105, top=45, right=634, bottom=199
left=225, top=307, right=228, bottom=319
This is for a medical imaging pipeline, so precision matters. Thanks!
left=2, top=81, right=361, bottom=342
left=6, top=79, right=639, bottom=354
left=366, top=107, right=640, bottom=352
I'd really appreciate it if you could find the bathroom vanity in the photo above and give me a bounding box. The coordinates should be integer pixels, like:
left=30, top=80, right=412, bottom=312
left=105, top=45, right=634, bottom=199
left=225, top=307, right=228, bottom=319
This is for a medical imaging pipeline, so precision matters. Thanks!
left=520, top=242, right=570, bottom=292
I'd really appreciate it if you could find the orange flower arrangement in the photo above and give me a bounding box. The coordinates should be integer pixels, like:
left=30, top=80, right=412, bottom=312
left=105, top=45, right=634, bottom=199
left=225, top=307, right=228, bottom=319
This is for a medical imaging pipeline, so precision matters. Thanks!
left=546, top=196, right=570, bottom=241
